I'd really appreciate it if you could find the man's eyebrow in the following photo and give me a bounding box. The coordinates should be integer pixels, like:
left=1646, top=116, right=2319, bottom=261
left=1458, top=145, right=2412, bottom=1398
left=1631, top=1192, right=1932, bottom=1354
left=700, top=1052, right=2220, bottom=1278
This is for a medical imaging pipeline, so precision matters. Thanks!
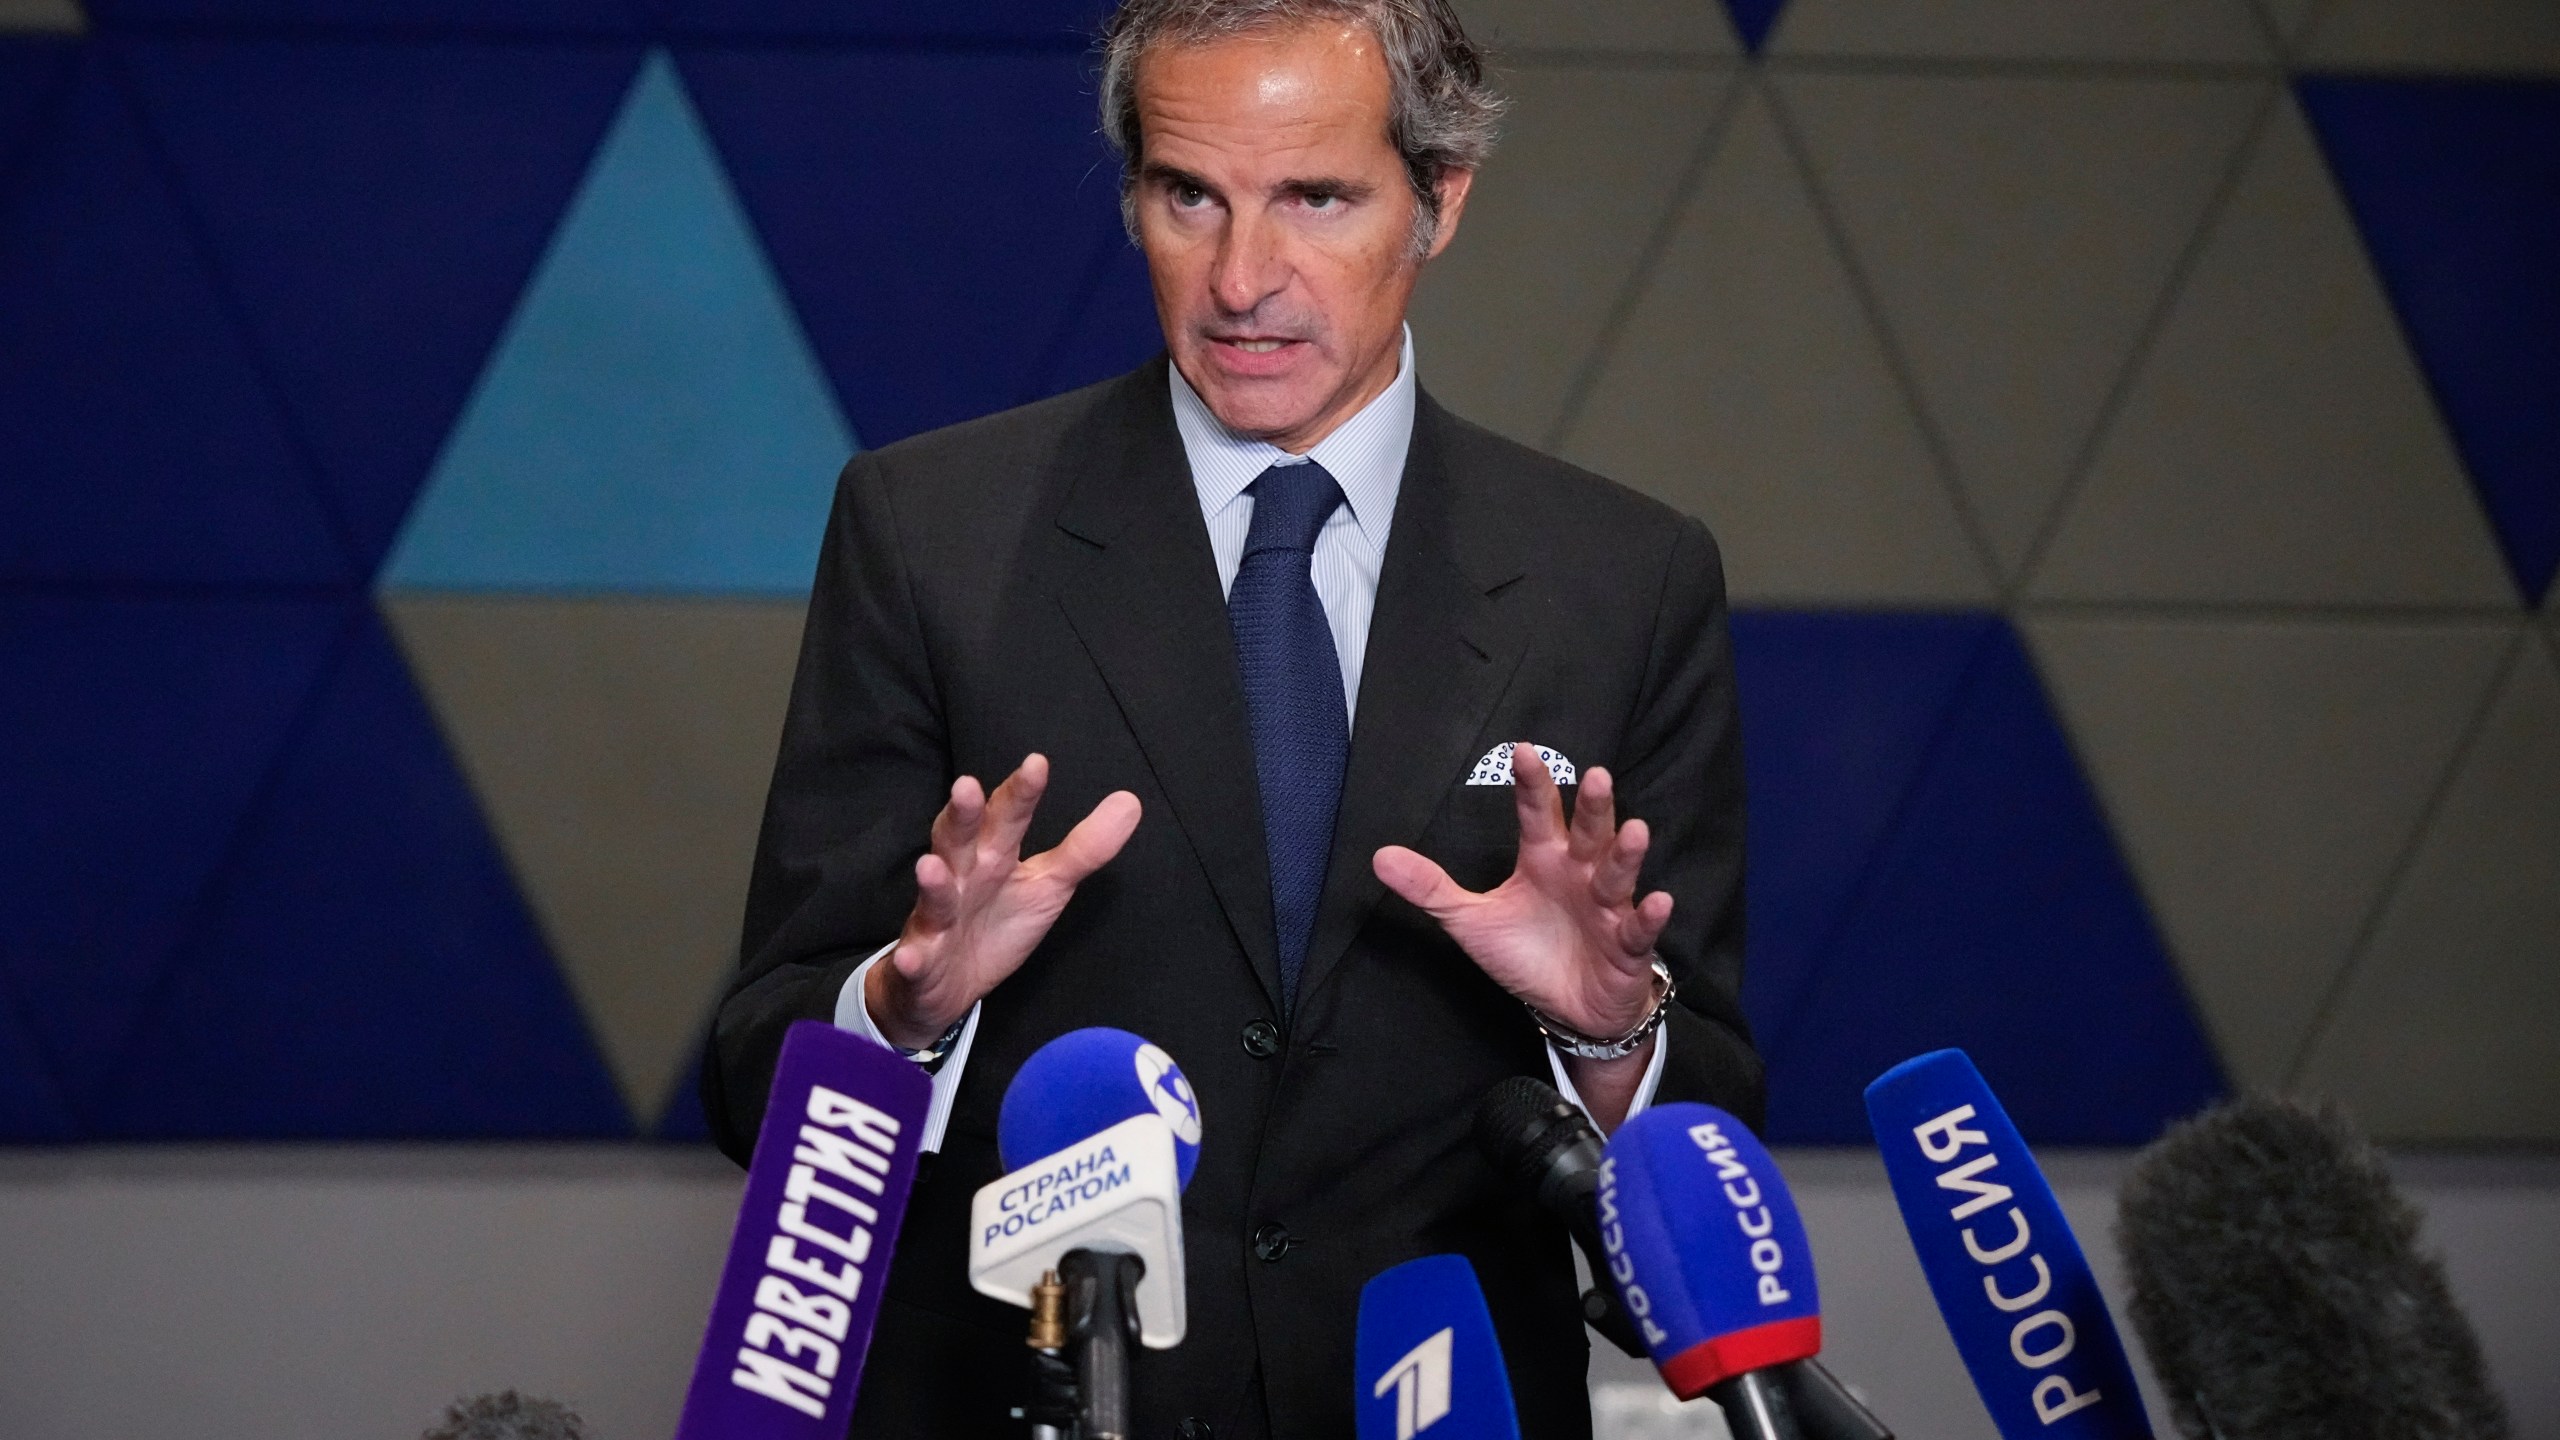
left=1275, top=175, right=1377, bottom=200
left=1141, top=161, right=1216, bottom=192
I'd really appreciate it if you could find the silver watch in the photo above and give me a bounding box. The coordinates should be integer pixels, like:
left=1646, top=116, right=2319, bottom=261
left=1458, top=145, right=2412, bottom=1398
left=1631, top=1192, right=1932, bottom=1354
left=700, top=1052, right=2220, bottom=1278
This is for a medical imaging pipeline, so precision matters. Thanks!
left=1527, top=957, right=1676, bottom=1061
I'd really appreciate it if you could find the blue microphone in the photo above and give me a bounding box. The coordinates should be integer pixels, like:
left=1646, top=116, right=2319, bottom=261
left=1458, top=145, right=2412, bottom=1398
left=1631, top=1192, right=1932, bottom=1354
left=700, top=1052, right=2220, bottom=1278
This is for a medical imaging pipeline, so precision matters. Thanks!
left=1355, top=1255, right=1522, bottom=1440
left=1599, top=1103, right=1824, bottom=1400
left=998, top=1025, right=1202, bottom=1187
left=976, top=1028, right=1204, bottom=1439
left=1865, top=1050, right=2153, bottom=1440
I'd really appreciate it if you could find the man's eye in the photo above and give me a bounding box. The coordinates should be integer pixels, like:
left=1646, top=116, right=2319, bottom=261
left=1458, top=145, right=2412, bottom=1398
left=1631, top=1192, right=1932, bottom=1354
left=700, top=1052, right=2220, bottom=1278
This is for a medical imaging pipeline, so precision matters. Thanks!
left=1174, top=185, right=1208, bottom=207
left=1303, top=192, right=1337, bottom=210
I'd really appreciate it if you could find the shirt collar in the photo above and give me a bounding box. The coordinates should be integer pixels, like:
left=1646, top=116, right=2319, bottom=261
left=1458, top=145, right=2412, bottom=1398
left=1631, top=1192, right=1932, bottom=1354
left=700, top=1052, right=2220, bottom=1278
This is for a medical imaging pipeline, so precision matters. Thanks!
left=1168, top=326, right=1416, bottom=558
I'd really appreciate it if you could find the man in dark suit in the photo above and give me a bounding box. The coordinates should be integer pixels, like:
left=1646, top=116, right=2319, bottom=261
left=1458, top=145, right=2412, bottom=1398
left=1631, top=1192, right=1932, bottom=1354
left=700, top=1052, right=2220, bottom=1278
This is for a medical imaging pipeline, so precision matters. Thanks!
left=704, top=1, right=1762, bottom=1435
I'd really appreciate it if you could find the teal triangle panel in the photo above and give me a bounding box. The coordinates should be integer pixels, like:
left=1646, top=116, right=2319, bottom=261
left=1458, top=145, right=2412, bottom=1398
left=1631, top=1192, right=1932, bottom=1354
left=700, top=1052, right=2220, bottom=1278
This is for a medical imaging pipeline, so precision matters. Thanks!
left=381, top=51, right=853, bottom=597
left=679, top=45, right=1137, bottom=447
left=1761, top=621, right=2225, bottom=1145
left=1729, top=611, right=1988, bottom=1047
left=88, top=607, right=631, bottom=1139
left=2301, top=78, right=2560, bottom=605
left=0, top=596, right=345, bottom=1118
left=0, top=52, right=351, bottom=587
left=122, top=38, right=645, bottom=578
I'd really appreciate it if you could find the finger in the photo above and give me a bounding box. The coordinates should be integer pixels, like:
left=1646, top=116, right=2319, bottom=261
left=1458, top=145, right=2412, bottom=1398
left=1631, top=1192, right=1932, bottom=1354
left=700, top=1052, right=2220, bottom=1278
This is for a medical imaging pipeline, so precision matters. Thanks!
left=980, top=753, right=1052, bottom=861
left=1619, top=889, right=1674, bottom=957
left=1510, top=742, right=1566, bottom=847
left=1030, top=790, right=1142, bottom=889
left=909, top=850, right=961, bottom=932
left=1373, top=845, right=1477, bottom=920
left=1591, top=816, right=1650, bottom=909
left=930, top=775, right=987, bottom=872
left=1568, top=764, right=1617, bottom=863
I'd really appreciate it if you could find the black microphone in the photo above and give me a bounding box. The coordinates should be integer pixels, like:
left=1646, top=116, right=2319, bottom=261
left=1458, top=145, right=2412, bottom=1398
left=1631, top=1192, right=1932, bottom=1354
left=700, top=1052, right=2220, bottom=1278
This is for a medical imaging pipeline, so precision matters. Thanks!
left=2116, top=1093, right=2510, bottom=1440
left=1473, top=1075, right=1649, bottom=1357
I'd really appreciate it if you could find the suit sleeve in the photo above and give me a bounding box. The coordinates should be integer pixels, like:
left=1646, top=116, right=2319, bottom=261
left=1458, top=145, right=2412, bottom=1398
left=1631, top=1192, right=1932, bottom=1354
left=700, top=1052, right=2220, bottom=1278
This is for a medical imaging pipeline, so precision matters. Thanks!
left=701, top=451, right=951, bottom=1164
left=1615, top=513, right=1765, bottom=1131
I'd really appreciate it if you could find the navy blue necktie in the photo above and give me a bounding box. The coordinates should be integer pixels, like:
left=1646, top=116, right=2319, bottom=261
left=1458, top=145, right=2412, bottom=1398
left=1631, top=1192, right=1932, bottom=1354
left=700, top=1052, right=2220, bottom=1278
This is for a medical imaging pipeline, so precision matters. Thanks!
left=1229, top=460, right=1350, bottom=1014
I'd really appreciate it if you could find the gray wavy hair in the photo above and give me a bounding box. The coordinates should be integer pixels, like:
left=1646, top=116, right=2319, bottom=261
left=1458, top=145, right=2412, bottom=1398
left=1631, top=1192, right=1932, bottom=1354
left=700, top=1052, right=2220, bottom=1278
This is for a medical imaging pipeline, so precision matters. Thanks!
left=1098, top=0, right=1505, bottom=257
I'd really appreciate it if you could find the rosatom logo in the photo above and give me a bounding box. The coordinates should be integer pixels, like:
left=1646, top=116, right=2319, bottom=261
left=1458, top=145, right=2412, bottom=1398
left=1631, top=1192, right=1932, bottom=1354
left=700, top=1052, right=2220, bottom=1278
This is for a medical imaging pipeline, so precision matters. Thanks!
left=1374, top=1326, right=1453, bottom=1438
left=1134, top=1043, right=1202, bottom=1145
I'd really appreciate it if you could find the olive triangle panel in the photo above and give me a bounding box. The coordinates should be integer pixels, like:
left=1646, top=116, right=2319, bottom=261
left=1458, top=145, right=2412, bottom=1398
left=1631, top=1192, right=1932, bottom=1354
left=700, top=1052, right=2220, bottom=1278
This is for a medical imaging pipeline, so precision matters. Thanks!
left=122, top=37, right=644, bottom=577
left=1762, top=621, right=2225, bottom=1145
left=89, top=609, right=628, bottom=1139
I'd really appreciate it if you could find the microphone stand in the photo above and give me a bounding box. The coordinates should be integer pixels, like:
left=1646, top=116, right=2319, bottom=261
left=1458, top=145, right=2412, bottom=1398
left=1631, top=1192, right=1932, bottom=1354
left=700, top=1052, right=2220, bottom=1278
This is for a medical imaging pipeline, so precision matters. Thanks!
left=1061, top=1248, right=1146, bottom=1440
left=1782, top=1359, right=1894, bottom=1440
left=1020, top=1270, right=1078, bottom=1440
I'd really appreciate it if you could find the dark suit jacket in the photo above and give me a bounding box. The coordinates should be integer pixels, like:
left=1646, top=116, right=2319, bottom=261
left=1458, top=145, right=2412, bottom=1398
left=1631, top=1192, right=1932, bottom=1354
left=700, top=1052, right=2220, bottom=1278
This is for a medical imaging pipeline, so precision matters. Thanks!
left=706, top=355, right=1762, bottom=1440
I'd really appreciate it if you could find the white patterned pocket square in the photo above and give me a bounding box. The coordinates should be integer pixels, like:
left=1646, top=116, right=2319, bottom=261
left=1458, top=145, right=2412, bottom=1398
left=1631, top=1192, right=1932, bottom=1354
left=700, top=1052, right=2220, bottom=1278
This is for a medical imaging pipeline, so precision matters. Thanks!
left=1465, top=743, right=1576, bottom=787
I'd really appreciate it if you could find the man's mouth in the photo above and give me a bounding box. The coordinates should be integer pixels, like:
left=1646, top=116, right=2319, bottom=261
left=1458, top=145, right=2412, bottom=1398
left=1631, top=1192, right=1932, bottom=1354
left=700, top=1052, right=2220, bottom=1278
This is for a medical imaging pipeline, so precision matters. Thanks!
left=1212, top=335, right=1299, bottom=354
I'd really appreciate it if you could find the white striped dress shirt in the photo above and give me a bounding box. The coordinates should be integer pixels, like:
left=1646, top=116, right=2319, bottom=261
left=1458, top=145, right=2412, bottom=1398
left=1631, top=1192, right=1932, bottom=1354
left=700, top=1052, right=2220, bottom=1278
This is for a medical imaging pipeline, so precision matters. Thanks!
left=1168, top=326, right=1417, bottom=723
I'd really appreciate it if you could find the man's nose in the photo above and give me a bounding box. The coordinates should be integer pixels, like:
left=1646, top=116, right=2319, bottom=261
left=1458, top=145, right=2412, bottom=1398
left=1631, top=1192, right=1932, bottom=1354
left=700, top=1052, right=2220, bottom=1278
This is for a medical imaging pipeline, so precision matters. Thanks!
left=1209, top=211, right=1287, bottom=315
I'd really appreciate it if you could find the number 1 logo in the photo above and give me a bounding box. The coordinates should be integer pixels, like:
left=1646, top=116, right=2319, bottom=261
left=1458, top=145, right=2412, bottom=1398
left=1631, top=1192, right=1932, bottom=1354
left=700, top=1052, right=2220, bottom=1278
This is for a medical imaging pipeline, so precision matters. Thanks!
left=1373, top=1326, right=1453, bottom=1438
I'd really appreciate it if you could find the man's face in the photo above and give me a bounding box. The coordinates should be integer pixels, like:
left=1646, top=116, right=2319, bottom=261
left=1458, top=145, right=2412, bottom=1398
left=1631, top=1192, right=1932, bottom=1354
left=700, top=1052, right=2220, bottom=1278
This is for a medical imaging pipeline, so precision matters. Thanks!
left=1131, top=22, right=1471, bottom=452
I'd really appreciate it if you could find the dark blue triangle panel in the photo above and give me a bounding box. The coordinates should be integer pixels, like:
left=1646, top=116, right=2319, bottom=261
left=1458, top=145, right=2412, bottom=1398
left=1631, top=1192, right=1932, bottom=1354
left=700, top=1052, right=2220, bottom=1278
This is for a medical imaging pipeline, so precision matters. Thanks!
left=651, top=0, right=1111, bottom=43
left=654, top=1038, right=714, bottom=1143
left=1730, top=611, right=1989, bottom=1043
left=2300, top=78, right=2560, bottom=606
left=0, top=596, right=344, bottom=1118
left=1724, top=0, right=1788, bottom=52
left=0, top=979, right=76, bottom=1143
left=88, top=607, right=630, bottom=1140
left=1035, top=231, right=1171, bottom=404
left=122, top=38, right=645, bottom=577
left=0, top=51, right=351, bottom=587
left=86, top=0, right=644, bottom=36
left=1760, top=620, right=2225, bottom=1146
left=0, top=36, right=79, bottom=213
left=679, top=46, right=1138, bottom=447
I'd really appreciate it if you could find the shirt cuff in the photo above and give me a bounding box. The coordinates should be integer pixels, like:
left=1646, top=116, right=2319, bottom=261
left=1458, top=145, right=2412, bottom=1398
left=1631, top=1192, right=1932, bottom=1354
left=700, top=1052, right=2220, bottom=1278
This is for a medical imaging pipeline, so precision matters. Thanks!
left=1545, top=1024, right=1670, bottom=1127
left=836, top=942, right=978, bottom=1155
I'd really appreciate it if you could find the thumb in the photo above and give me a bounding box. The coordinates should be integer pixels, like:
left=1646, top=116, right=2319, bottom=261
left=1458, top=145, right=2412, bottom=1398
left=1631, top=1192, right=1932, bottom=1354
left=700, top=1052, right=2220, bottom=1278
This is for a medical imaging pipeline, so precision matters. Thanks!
left=1373, top=845, right=1474, bottom=920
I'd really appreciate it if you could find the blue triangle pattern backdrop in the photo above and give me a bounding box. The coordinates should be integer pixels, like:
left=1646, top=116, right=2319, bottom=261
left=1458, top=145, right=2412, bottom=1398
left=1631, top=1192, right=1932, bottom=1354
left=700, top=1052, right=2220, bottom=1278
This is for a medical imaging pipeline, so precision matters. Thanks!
left=383, top=51, right=854, bottom=595
left=2301, top=77, right=2560, bottom=606
left=3, top=0, right=2552, bottom=1147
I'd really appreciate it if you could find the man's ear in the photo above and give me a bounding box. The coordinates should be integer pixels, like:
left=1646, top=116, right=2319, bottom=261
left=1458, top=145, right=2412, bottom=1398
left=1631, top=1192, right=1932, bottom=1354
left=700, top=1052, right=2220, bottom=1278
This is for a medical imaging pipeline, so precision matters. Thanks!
left=1423, top=166, right=1477, bottom=261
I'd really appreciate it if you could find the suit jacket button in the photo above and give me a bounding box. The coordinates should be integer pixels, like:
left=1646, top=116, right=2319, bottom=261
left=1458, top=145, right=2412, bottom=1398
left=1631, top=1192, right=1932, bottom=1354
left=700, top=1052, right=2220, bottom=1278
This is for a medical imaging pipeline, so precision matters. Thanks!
left=1240, top=1019, right=1280, bottom=1058
left=1178, top=1421, right=1215, bottom=1440
left=1252, top=1222, right=1293, bottom=1262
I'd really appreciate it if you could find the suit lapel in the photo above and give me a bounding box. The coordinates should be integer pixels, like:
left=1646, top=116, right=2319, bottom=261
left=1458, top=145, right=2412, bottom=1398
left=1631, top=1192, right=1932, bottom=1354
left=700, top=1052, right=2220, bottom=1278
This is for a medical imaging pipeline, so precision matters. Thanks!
left=1053, top=360, right=1284, bottom=1012
left=1297, top=393, right=1530, bottom=1008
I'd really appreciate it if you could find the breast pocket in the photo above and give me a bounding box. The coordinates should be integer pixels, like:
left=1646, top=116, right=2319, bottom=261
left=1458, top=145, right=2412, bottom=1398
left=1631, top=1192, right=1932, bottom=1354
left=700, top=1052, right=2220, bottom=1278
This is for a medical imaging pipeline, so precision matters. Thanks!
left=1416, top=785, right=1527, bottom=892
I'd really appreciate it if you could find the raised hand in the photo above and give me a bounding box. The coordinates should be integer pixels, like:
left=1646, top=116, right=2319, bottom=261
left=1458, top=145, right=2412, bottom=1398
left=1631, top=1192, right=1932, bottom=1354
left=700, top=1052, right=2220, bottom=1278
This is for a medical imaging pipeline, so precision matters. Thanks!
left=1372, top=743, right=1671, bottom=1120
left=866, top=754, right=1142, bottom=1049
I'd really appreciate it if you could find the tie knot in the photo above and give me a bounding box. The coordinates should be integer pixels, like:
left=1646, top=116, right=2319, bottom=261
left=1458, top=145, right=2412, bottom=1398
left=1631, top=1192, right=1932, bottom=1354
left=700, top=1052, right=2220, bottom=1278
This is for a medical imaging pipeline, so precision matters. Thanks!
left=1244, top=461, right=1344, bottom=556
